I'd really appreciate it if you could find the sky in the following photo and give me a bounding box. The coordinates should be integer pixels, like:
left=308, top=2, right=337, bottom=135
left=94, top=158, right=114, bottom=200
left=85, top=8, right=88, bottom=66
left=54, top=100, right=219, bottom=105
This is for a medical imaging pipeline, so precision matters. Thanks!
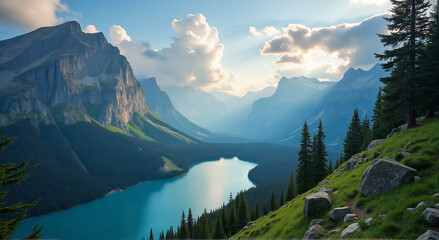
left=0, top=0, right=395, bottom=96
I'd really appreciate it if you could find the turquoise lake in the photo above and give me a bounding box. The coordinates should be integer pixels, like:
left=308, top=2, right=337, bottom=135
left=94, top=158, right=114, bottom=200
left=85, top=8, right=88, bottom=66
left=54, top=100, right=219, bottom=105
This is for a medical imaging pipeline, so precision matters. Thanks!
left=14, top=157, right=257, bottom=239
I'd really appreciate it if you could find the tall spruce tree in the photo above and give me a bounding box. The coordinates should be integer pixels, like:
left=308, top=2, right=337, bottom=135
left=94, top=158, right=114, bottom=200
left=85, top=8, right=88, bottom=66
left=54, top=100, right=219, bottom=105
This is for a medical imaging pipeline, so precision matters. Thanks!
left=312, top=120, right=328, bottom=185
left=361, top=115, right=373, bottom=150
left=279, top=189, right=285, bottom=207
left=296, top=121, right=313, bottom=193
left=419, top=0, right=439, bottom=117
left=237, top=193, right=249, bottom=229
left=179, top=211, right=189, bottom=239
left=187, top=208, right=193, bottom=238
left=0, top=137, right=41, bottom=238
left=376, top=0, right=431, bottom=128
left=149, top=228, right=154, bottom=240
left=286, top=170, right=296, bottom=201
left=220, top=204, right=228, bottom=237
left=343, top=109, right=363, bottom=161
left=227, top=194, right=238, bottom=235
left=213, top=214, right=225, bottom=239
left=328, top=161, right=333, bottom=174
left=372, top=88, right=387, bottom=138
left=253, top=202, right=261, bottom=220
left=269, top=191, right=277, bottom=211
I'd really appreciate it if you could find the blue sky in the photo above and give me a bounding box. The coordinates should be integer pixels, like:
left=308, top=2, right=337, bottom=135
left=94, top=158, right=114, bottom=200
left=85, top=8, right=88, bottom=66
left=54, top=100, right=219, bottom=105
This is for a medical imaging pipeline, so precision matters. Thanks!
left=0, top=0, right=394, bottom=95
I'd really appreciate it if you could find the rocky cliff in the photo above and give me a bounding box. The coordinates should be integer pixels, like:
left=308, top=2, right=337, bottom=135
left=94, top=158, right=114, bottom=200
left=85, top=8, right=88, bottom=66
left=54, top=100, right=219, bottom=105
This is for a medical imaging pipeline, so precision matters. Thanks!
left=0, top=21, right=148, bottom=130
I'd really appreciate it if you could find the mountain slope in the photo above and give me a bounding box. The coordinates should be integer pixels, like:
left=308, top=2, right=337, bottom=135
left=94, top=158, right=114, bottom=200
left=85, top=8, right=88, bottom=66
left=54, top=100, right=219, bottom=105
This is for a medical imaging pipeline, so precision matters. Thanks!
left=234, top=119, right=439, bottom=239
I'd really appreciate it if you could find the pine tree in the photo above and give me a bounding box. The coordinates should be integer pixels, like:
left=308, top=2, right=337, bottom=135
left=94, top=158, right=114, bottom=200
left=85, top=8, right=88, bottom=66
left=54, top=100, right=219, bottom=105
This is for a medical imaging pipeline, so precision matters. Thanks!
left=286, top=169, right=296, bottom=201
left=220, top=204, right=228, bottom=237
left=376, top=0, right=431, bottom=128
left=166, top=226, right=174, bottom=239
left=279, top=189, right=285, bottom=207
left=0, top=137, right=41, bottom=238
left=213, top=214, right=225, bottom=239
left=328, top=161, right=333, bottom=174
left=149, top=228, right=154, bottom=240
left=296, top=121, right=313, bottom=193
left=312, top=120, right=328, bottom=185
left=237, top=193, right=250, bottom=229
left=372, top=88, right=387, bottom=138
left=253, top=202, right=261, bottom=220
left=227, top=194, right=238, bottom=235
left=269, top=191, right=277, bottom=211
left=361, top=115, right=373, bottom=150
left=187, top=208, right=193, bottom=238
left=262, top=202, right=268, bottom=215
left=419, top=0, right=439, bottom=117
left=179, top=211, right=189, bottom=239
left=343, top=109, right=363, bottom=161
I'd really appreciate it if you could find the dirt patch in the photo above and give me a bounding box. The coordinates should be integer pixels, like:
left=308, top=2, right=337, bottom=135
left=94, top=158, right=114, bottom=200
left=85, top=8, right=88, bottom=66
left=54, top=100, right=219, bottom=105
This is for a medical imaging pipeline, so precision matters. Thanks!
left=347, top=195, right=372, bottom=219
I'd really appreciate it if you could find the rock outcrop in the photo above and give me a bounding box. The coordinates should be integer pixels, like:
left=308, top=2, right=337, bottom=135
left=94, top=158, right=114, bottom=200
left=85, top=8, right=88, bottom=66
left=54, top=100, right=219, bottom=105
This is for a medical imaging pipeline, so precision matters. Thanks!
left=303, top=224, right=324, bottom=240
left=367, top=139, right=386, bottom=150
left=303, top=192, right=332, bottom=220
left=360, top=158, right=417, bottom=196
left=308, top=219, right=325, bottom=229
left=417, top=230, right=439, bottom=240
left=423, top=208, right=439, bottom=225
left=341, top=222, right=361, bottom=238
left=329, top=206, right=350, bottom=221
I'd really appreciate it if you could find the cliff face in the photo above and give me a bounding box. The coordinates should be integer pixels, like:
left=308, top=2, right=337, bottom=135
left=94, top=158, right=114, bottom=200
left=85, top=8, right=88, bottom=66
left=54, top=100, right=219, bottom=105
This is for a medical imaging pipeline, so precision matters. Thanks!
left=0, top=21, right=149, bottom=130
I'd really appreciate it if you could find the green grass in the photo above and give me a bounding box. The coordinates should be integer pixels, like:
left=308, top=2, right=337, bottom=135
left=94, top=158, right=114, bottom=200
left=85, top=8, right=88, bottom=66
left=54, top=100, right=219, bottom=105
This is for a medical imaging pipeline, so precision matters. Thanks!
left=233, top=120, right=439, bottom=239
left=160, top=156, right=183, bottom=173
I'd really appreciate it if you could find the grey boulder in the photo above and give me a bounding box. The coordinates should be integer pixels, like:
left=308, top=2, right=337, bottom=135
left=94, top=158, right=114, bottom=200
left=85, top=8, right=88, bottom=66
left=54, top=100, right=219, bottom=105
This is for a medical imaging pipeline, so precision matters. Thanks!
left=367, top=139, right=386, bottom=150
left=343, top=213, right=358, bottom=223
left=414, top=176, right=422, bottom=183
left=417, top=230, right=439, bottom=240
left=346, top=158, right=358, bottom=170
left=303, top=192, right=332, bottom=220
left=416, top=201, right=429, bottom=210
left=303, top=224, right=324, bottom=240
left=377, top=214, right=387, bottom=220
left=308, top=219, right=325, bottom=229
left=423, top=208, right=439, bottom=225
left=365, top=217, right=373, bottom=226
left=360, top=158, right=417, bottom=196
left=387, top=128, right=400, bottom=138
left=329, top=206, right=350, bottom=221
left=341, top=222, right=361, bottom=238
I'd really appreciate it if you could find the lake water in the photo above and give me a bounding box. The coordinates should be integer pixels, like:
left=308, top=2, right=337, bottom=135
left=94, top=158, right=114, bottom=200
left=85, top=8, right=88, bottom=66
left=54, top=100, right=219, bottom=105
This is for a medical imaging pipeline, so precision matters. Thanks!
left=14, top=157, right=257, bottom=239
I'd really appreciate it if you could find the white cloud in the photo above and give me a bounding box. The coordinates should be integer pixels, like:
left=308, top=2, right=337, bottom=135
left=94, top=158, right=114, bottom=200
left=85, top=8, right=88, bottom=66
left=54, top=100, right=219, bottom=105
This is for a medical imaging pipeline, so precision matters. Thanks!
left=249, top=26, right=280, bottom=36
left=349, top=0, right=388, bottom=5
left=83, top=24, right=99, bottom=33
left=109, top=25, right=132, bottom=45
left=110, top=13, right=237, bottom=92
left=261, top=14, right=389, bottom=80
left=0, top=0, right=70, bottom=30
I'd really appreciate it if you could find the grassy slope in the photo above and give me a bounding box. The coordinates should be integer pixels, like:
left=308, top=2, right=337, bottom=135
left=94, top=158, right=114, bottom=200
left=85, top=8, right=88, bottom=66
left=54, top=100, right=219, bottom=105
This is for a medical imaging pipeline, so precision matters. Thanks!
left=234, top=119, right=439, bottom=239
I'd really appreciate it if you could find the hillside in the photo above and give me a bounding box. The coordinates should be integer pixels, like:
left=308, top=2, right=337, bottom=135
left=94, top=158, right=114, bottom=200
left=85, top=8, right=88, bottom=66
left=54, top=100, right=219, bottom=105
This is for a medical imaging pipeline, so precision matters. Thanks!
left=234, top=119, right=439, bottom=239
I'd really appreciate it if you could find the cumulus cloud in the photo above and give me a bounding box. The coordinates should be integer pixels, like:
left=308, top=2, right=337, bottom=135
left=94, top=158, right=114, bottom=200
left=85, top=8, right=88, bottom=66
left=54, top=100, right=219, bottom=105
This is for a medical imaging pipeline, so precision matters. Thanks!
left=349, top=0, right=388, bottom=5
left=110, top=13, right=237, bottom=92
left=249, top=26, right=280, bottom=36
left=0, top=0, right=70, bottom=30
left=261, top=14, right=389, bottom=80
left=83, top=24, right=99, bottom=33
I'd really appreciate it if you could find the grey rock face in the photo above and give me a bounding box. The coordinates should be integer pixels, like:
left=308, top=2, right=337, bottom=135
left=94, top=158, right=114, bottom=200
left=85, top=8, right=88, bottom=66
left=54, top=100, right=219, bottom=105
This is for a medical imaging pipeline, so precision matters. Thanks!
left=341, top=222, right=361, bottom=238
left=343, top=213, right=358, bottom=222
left=317, top=187, right=331, bottom=193
left=329, top=206, right=350, bottom=221
left=367, top=139, right=386, bottom=150
left=346, top=158, right=358, bottom=170
left=360, top=158, right=417, bottom=196
left=0, top=21, right=149, bottom=130
left=303, top=192, right=332, bottom=220
left=417, top=230, right=439, bottom=240
left=365, top=217, right=373, bottom=226
left=308, top=219, right=325, bottom=229
left=387, top=128, right=400, bottom=138
left=423, top=208, right=439, bottom=225
left=303, top=224, right=324, bottom=240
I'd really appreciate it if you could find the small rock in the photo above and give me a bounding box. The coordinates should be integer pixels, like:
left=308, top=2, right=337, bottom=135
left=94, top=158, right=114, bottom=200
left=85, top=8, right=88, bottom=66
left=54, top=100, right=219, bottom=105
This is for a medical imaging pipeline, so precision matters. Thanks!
left=339, top=167, right=345, bottom=172
left=308, top=219, right=325, bottom=229
left=341, top=222, right=361, bottom=238
left=317, top=187, right=332, bottom=193
left=407, top=208, right=415, bottom=211
left=414, top=176, right=422, bottom=183
left=416, top=230, right=439, bottom=240
left=320, top=181, right=328, bottom=186
left=377, top=215, right=387, bottom=220
left=346, top=158, right=358, bottom=170
left=268, top=211, right=272, bottom=215
left=416, top=201, right=429, bottom=209
left=435, top=203, right=439, bottom=209
left=401, top=124, right=408, bottom=131
left=242, top=226, right=249, bottom=231
left=303, top=192, right=332, bottom=220
left=362, top=158, right=369, bottom=163
left=402, top=151, right=413, bottom=159
left=328, top=229, right=340, bottom=235
left=343, top=213, right=357, bottom=223
left=416, top=116, right=426, bottom=122
left=360, top=158, right=417, bottom=196
left=433, top=193, right=439, bottom=198
left=303, top=224, right=324, bottom=240
left=365, top=217, right=373, bottom=226
left=247, top=221, right=252, bottom=226
left=423, top=208, right=439, bottom=225
left=329, top=206, right=350, bottom=221
left=333, top=191, right=338, bottom=194
left=387, top=128, right=400, bottom=138
left=367, top=139, right=386, bottom=150
left=407, top=141, right=417, bottom=149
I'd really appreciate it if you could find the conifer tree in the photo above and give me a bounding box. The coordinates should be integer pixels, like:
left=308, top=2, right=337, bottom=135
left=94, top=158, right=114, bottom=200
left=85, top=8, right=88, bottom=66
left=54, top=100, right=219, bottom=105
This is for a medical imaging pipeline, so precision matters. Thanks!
left=166, top=226, right=174, bottom=239
left=0, top=137, right=41, bottom=238
left=296, top=121, right=313, bottom=193
left=376, top=0, right=431, bottom=128
left=253, top=202, right=261, bottom=220
left=312, top=120, right=328, bottom=185
left=361, top=115, right=373, bottom=150
left=227, top=195, right=238, bottom=235
left=220, top=204, right=228, bottom=237
left=286, top=169, right=296, bottom=201
left=372, top=87, right=387, bottom=138
left=262, top=202, right=268, bottom=215
left=269, top=191, right=277, bottom=211
left=237, top=193, right=249, bottom=229
left=213, top=214, right=225, bottom=239
left=179, top=211, right=189, bottom=239
left=279, top=189, right=285, bottom=207
left=187, top=208, right=193, bottom=238
left=149, top=228, right=154, bottom=240
left=328, top=161, right=333, bottom=174
left=343, top=109, right=363, bottom=161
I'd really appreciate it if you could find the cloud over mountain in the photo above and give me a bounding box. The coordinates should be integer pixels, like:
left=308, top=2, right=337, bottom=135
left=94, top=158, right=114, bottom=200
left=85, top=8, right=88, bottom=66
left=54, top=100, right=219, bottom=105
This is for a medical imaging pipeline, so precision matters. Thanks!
left=83, top=24, right=99, bottom=33
left=261, top=14, right=389, bottom=80
left=0, top=0, right=70, bottom=30
left=109, top=13, right=236, bottom=92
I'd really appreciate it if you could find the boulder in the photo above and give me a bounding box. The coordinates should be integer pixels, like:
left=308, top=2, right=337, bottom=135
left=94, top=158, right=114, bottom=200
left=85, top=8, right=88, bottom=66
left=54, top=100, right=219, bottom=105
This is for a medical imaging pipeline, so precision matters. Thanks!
left=416, top=201, right=429, bottom=210
left=343, top=213, right=358, bottom=223
left=329, top=206, right=350, bottom=221
left=433, top=193, right=439, bottom=198
left=377, top=214, right=387, bottom=220
left=346, top=158, right=358, bottom=170
left=308, top=219, right=325, bottom=229
left=341, top=222, right=361, bottom=238
left=365, top=217, right=373, bottom=226
left=367, top=139, right=386, bottom=150
left=303, top=224, right=324, bottom=240
left=435, top=203, right=439, bottom=209
left=414, top=176, right=422, bottom=183
left=317, top=187, right=332, bottom=193
left=417, top=230, right=439, bottom=240
left=401, top=124, right=408, bottom=131
left=328, top=229, right=340, bottom=235
left=360, top=158, right=417, bottom=196
left=387, top=128, right=400, bottom=138
left=423, top=208, right=439, bottom=225
left=303, top=192, right=332, bottom=220
left=407, top=208, right=415, bottom=211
